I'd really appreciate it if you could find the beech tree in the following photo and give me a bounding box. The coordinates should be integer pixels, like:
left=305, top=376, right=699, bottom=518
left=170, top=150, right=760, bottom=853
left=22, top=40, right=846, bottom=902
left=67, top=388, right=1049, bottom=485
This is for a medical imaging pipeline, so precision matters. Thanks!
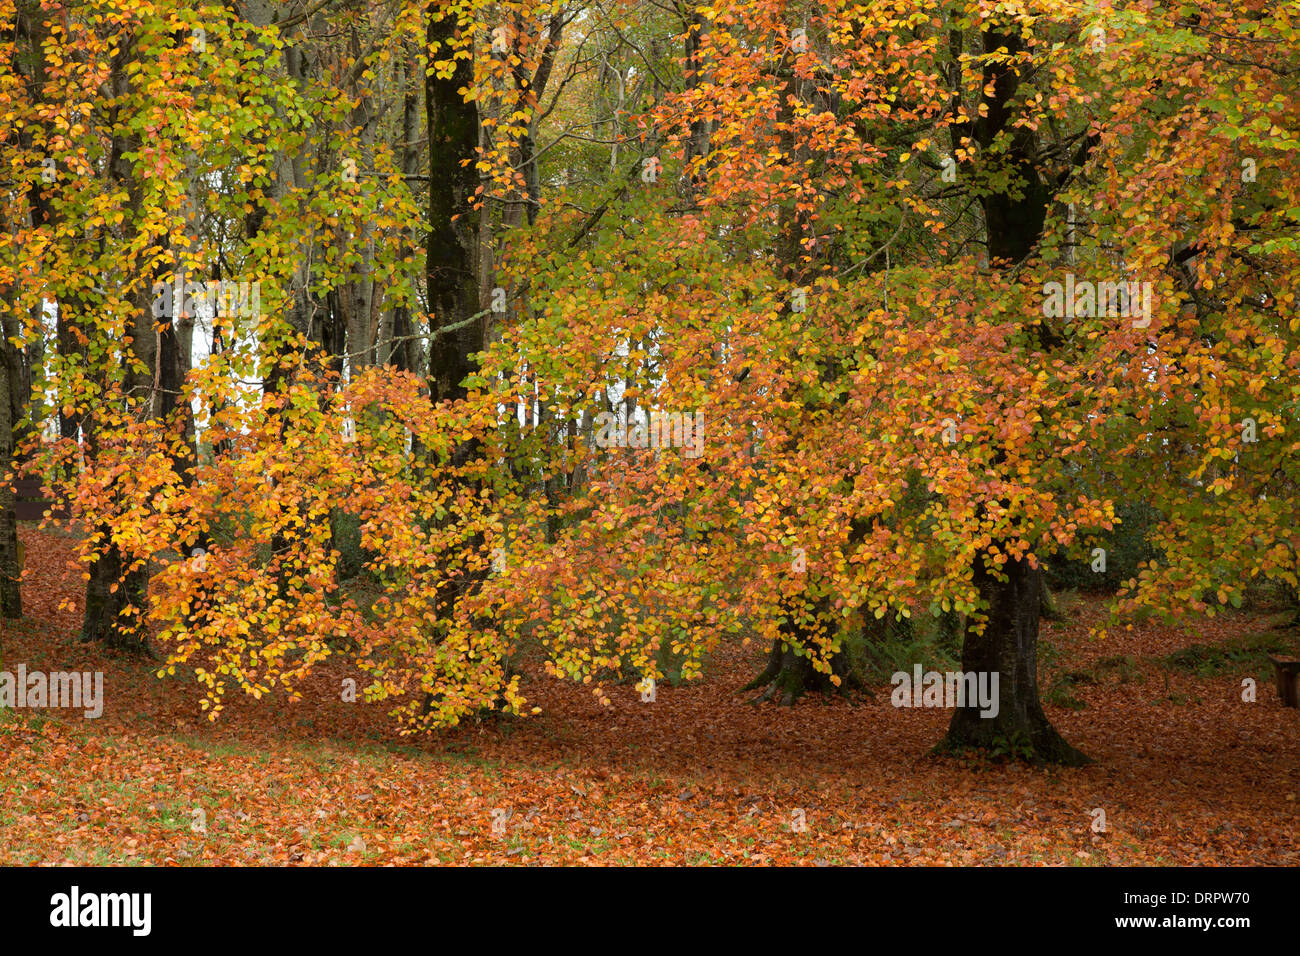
left=3, top=0, right=1296, bottom=766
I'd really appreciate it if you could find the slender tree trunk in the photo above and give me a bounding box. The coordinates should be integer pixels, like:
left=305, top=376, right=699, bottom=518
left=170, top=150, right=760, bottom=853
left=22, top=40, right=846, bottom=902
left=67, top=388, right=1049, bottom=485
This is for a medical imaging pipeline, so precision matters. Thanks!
left=259, top=33, right=325, bottom=591
left=682, top=6, right=713, bottom=190
left=747, top=47, right=850, bottom=700
left=388, top=46, right=423, bottom=375
left=0, top=320, right=21, bottom=619
left=343, top=21, right=378, bottom=378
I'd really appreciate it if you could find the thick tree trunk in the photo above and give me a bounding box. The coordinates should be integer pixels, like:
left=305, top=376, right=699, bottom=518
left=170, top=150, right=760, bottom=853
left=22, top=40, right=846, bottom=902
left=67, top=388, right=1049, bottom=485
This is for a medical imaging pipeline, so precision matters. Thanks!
left=940, top=555, right=1089, bottom=764
left=80, top=539, right=148, bottom=650
left=80, top=43, right=153, bottom=651
left=743, top=634, right=862, bottom=706
left=743, top=597, right=864, bottom=705
left=939, top=20, right=1087, bottom=764
left=426, top=14, right=483, bottom=410
left=745, top=49, right=849, bottom=700
left=79, top=330, right=151, bottom=650
left=425, top=8, right=486, bottom=629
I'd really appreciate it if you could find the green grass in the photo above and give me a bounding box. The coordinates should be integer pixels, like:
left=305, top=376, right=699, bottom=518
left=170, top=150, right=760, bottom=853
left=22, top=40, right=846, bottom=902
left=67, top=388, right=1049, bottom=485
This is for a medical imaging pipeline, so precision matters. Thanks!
left=1162, top=630, right=1300, bottom=679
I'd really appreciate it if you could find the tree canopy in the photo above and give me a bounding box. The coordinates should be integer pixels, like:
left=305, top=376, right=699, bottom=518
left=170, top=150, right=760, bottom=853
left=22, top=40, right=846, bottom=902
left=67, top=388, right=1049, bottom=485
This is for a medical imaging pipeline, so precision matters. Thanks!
left=2, top=0, right=1297, bottom=763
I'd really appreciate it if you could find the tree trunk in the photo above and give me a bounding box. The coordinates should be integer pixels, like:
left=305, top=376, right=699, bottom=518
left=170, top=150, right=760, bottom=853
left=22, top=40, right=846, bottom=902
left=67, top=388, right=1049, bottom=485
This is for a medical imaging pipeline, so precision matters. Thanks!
left=0, top=324, right=20, bottom=619
left=425, top=7, right=486, bottom=628
left=743, top=597, right=864, bottom=705
left=940, top=555, right=1089, bottom=764
left=81, top=39, right=153, bottom=651
left=745, top=46, right=850, bottom=698
left=743, top=634, right=863, bottom=706
left=80, top=542, right=149, bottom=649
left=426, top=14, right=483, bottom=410
left=0, top=252, right=29, bottom=619
left=938, top=20, right=1087, bottom=763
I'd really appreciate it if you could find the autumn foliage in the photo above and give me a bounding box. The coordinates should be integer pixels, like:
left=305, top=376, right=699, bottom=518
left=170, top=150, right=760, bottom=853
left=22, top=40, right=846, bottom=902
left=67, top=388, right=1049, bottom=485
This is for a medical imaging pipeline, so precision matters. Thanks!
left=1, top=0, right=1297, bottom=765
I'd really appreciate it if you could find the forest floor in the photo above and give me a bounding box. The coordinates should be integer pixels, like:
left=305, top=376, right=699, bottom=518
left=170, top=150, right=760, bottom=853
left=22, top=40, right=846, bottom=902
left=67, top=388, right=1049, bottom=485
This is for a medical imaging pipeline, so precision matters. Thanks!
left=2, top=524, right=1298, bottom=865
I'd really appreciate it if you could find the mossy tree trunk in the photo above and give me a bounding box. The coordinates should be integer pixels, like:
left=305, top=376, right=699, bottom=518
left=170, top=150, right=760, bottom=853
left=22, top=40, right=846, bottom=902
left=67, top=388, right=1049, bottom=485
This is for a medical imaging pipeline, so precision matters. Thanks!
left=937, top=19, right=1089, bottom=764
left=940, top=554, right=1089, bottom=765
left=743, top=597, right=864, bottom=706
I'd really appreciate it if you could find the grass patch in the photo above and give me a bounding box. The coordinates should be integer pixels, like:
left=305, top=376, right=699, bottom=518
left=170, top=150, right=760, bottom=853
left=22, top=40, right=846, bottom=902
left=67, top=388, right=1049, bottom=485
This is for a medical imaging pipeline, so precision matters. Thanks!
left=1162, top=631, right=1300, bottom=679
